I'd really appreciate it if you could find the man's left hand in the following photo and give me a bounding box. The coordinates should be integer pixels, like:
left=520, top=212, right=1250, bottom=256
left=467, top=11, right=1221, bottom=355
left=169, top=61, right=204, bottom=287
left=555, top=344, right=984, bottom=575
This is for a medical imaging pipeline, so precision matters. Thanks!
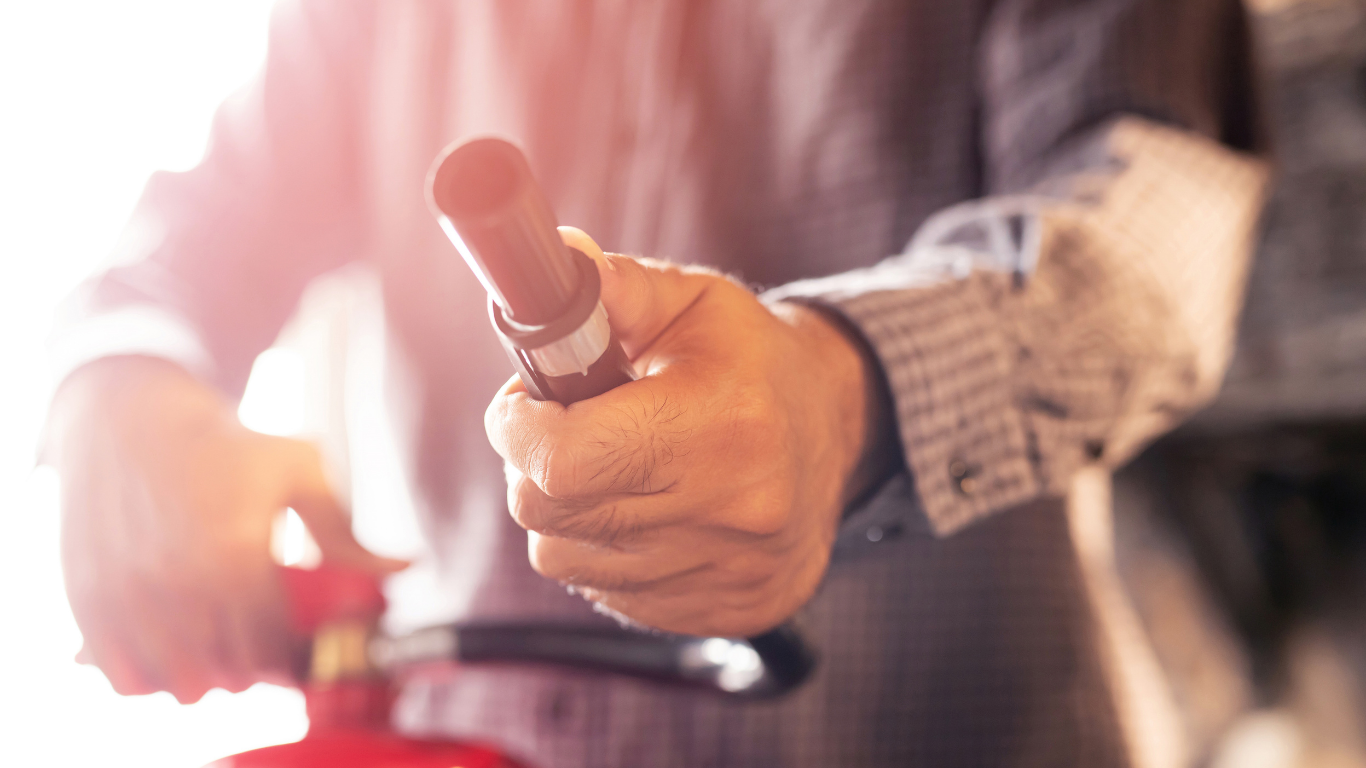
left=485, top=228, right=873, bottom=637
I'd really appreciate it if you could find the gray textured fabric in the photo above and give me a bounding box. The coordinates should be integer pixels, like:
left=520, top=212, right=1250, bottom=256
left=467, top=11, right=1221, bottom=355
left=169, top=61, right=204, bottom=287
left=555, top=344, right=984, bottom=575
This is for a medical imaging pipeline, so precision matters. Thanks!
left=52, top=1, right=1269, bottom=764
left=1197, top=0, right=1366, bottom=428
left=399, top=481, right=1125, bottom=767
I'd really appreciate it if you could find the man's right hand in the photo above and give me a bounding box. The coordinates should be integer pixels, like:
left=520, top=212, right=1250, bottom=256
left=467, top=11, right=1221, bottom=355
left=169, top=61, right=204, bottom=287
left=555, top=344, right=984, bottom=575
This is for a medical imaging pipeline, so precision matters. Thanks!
left=44, top=356, right=405, bottom=703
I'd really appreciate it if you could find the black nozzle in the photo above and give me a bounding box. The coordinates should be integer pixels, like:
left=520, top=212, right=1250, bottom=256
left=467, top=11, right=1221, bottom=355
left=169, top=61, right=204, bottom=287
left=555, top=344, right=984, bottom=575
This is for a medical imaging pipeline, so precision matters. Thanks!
left=427, top=138, right=580, bottom=326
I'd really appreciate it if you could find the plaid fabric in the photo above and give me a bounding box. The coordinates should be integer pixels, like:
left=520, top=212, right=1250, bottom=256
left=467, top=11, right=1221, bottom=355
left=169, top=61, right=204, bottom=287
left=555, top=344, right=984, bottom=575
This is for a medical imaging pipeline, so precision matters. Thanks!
left=54, top=0, right=1268, bottom=765
left=397, top=481, right=1128, bottom=768
left=774, top=121, right=1269, bottom=534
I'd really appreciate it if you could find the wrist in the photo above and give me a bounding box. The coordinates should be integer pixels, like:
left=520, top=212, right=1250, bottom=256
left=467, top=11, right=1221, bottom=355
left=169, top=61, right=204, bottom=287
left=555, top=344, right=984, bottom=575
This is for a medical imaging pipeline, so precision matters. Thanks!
left=45, top=356, right=232, bottom=464
left=777, top=300, right=901, bottom=510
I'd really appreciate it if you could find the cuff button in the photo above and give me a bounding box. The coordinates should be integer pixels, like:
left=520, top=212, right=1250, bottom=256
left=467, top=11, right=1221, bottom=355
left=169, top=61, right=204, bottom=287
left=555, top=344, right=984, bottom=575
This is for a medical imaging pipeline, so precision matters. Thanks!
left=948, top=458, right=980, bottom=496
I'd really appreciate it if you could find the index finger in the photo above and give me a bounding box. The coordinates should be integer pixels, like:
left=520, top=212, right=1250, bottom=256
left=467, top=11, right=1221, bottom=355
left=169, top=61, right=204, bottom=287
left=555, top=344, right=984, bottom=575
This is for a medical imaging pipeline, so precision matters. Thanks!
left=485, top=372, right=698, bottom=501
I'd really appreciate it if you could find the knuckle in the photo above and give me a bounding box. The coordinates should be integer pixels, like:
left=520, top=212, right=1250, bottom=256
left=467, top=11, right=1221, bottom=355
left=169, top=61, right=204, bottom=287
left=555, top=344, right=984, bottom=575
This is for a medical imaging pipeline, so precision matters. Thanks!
left=526, top=534, right=574, bottom=581
left=586, top=395, right=692, bottom=495
left=554, top=504, right=634, bottom=547
left=536, top=439, right=584, bottom=500
left=729, top=491, right=792, bottom=536
left=632, top=395, right=692, bottom=491
left=721, top=385, right=787, bottom=461
left=513, top=477, right=636, bottom=547
left=507, top=478, right=547, bottom=532
left=717, top=552, right=784, bottom=594
left=726, top=383, right=781, bottom=434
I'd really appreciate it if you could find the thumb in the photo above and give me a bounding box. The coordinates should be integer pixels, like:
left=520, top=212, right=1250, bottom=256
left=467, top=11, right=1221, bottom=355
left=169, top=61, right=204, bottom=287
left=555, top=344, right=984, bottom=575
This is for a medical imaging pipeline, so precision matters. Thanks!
left=282, top=442, right=408, bottom=575
left=558, top=226, right=712, bottom=359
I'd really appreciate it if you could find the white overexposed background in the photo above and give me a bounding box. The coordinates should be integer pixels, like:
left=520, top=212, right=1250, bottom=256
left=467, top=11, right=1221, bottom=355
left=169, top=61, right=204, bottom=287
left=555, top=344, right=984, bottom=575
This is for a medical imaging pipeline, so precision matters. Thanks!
left=0, top=2, right=316, bottom=765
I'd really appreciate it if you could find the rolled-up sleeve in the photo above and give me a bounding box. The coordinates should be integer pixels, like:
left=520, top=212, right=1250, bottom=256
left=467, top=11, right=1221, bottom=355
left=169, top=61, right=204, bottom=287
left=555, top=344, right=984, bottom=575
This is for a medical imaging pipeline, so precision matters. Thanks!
left=768, top=0, right=1270, bottom=535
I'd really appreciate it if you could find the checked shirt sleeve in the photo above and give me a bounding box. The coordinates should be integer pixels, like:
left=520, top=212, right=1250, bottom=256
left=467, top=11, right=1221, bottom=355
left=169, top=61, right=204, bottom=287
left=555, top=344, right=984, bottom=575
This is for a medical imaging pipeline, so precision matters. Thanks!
left=773, top=121, right=1267, bottom=535
left=769, top=0, right=1271, bottom=535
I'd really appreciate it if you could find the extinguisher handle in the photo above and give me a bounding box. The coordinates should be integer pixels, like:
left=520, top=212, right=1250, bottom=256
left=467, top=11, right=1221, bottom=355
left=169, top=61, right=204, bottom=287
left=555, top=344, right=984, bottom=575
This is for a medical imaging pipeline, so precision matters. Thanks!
left=277, top=564, right=386, bottom=637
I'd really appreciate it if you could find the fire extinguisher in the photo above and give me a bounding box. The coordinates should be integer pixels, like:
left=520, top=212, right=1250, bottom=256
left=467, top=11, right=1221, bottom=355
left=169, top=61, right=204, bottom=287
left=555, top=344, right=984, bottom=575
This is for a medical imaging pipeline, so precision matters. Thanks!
left=205, top=563, right=812, bottom=767
left=205, top=564, right=526, bottom=767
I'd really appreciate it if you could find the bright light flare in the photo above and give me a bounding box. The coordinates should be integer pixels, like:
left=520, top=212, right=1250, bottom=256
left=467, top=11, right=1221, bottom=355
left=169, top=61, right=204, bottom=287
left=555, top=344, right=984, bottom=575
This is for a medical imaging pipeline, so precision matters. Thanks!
left=0, top=3, right=308, bottom=767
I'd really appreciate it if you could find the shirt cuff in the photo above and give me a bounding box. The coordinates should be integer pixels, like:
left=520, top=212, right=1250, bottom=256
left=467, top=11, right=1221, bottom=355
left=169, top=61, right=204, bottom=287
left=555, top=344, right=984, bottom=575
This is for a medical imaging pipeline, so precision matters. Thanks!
left=769, top=273, right=1041, bottom=536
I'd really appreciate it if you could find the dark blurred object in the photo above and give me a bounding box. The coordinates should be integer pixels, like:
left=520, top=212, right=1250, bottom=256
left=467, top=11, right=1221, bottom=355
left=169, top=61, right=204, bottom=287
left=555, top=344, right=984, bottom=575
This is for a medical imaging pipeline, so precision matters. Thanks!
left=1147, top=424, right=1366, bottom=697
left=1179, top=0, right=1366, bottom=688
left=1118, top=422, right=1366, bottom=766
left=1198, top=0, right=1366, bottom=429
left=1116, top=1, right=1366, bottom=763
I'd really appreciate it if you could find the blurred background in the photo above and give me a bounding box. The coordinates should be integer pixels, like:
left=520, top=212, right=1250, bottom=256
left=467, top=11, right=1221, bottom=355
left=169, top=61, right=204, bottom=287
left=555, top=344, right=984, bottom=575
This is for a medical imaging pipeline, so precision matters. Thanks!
left=1113, top=1, right=1366, bottom=766
left=0, top=1, right=1363, bottom=766
left=2, top=3, right=319, bottom=765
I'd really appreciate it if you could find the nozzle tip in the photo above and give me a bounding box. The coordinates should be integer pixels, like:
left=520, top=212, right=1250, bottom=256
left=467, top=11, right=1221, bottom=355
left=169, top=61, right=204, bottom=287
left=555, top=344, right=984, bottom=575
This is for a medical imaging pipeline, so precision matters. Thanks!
left=427, top=137, right=529, bottom=224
